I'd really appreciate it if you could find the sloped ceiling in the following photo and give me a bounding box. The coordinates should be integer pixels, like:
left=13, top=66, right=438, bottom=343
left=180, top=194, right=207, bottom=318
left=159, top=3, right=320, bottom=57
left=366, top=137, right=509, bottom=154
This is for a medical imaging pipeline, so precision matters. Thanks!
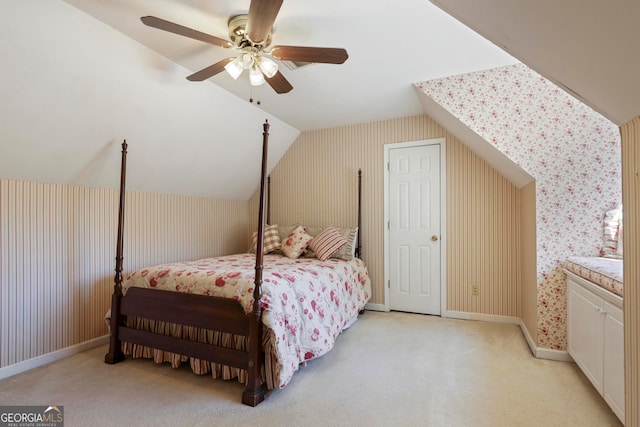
left=60, top=0, right=518, bottom=131
left=430, top=0, right=640, bottom=125
left=2, top=0, right=521, bottom=199
left=414, top=87, right=533, bottom=188
left=1, top=1, right=299, bottom=200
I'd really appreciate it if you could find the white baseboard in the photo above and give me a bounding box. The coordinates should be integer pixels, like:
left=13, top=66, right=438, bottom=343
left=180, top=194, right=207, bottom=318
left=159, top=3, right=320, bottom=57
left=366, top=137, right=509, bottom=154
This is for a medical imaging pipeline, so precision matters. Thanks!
left=366, top=306, right=574, bottom=363
left=0, top=335, right=109, bottom=381
left=365, top=303, right=389, bottom=312
left=443, top=310, right=521, bottom=325
left=518, top=320, right=573, bottom=362
left=534, top=346, right=573, bottom=362
left=443, top=311, right=573, bottom=363
left=519, top=319, right=538, bottom=357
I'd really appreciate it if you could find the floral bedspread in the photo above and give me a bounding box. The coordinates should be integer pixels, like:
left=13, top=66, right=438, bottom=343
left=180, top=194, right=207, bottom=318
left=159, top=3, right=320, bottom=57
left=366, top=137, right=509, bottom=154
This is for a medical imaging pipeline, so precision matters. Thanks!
left=563, top=256, right=623, bottom=297
left=121, top=253, right=371, bottom=388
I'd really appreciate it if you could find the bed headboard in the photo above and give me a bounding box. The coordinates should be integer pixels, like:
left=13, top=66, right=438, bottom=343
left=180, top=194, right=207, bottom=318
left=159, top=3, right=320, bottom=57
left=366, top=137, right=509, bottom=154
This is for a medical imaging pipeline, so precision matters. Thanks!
left=266, top=168, right=363, bottom=259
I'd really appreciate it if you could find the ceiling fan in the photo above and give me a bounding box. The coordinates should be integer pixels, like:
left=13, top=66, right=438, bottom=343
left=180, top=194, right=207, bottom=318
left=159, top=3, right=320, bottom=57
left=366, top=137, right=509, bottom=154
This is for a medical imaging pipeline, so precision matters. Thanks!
left=141, top=0, right=349, bottom=94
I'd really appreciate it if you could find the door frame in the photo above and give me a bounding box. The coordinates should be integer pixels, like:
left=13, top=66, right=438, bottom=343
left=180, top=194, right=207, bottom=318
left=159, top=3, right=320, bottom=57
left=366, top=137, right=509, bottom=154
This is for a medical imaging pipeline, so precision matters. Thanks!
left=383, top=138, right=447, bottom=313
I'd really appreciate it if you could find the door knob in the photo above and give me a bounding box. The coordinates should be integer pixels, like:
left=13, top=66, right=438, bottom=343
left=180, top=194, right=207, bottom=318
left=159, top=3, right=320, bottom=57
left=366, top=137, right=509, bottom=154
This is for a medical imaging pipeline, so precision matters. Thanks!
left=431, top=235, right=439, bottom=241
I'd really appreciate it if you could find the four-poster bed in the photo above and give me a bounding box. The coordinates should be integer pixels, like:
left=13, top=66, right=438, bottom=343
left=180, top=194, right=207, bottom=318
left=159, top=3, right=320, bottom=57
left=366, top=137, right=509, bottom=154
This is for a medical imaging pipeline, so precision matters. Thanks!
left=104, top=121, right=370, bottom=406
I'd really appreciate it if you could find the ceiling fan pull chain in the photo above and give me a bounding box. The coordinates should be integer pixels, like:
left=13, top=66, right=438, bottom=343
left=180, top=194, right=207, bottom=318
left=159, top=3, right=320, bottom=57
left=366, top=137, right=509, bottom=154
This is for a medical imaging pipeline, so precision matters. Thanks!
left=249, top=85, right=262, bottom=106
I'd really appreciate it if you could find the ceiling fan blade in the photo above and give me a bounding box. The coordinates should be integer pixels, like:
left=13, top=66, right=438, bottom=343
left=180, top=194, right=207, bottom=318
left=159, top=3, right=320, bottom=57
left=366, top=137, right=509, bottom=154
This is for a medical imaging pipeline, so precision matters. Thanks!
left=246, top=0, right=283, bottom=44
left=265, top=71, right=293, bottom=94
left=187, top=58, right=235, bottom=81
left=141, top=16, right=232, bottom=48
left=270, top=46, right=349, bottom=64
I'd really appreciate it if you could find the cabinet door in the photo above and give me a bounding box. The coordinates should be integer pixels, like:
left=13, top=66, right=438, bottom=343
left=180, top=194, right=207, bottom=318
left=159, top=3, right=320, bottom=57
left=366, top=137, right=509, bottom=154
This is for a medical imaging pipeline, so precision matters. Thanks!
left=603, top=301, right=624, bottom=424
left=567, top=280, right=604, bottom=393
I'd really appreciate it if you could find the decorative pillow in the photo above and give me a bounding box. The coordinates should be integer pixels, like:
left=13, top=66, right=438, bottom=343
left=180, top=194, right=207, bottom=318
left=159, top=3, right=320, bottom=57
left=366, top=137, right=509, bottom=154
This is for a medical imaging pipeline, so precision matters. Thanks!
left=301, top=226, right=323, bottom=258
left=333, top=227, right=358, bottom=260
left=280, top=225, right=313, bottom=259
left=277, top=224, right=300, bottom=244
left=304, top=226, right=324, bottom=237
left=309, top=226, right=348, bottom=261
left=302, top=226, right=358, bottom=259
left=302, top=247, right=318, bottom=258
left=251, top=224, right=281, bottom=254
left=601, top=206, right=622, bottom=258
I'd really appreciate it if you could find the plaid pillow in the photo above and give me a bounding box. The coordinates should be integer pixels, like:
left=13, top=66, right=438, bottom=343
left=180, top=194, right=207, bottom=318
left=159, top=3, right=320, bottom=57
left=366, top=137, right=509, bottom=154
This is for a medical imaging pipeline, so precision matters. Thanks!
left=309, top=226, right=348, bottom=261
left=251, top=224, right=281, bottom=254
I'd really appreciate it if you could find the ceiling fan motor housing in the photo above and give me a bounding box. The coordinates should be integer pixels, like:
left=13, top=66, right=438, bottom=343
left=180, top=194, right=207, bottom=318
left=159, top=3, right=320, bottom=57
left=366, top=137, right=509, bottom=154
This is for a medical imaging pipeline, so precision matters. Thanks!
left=228, top=14, right=272, bottom=50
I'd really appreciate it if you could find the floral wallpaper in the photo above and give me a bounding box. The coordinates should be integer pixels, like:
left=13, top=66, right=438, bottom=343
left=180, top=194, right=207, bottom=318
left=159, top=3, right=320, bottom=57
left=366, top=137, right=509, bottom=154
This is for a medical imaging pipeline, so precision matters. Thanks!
left=416, top=63, right=621, bottom=350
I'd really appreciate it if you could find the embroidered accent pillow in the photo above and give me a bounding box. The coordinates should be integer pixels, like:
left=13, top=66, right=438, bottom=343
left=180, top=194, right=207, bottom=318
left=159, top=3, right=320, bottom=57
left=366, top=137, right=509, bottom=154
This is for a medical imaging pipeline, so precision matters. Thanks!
left=281, top=225, right=313, bottom=259
left=251, top=224, right=281, bottom=254
left=309, top=226, right=348, bottom=261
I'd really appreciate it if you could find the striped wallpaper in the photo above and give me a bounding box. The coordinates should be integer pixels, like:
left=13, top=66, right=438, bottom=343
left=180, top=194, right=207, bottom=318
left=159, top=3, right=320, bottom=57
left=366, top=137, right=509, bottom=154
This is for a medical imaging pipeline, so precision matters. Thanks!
left=621, top=117, right=639, bottom=427
left=253, top=115, right=522, bottom=317
left=446, top=132, right=521, bottom=316
left=520, top=181, right=538, bottom=343
left=0, top=180, right=248, bottom=369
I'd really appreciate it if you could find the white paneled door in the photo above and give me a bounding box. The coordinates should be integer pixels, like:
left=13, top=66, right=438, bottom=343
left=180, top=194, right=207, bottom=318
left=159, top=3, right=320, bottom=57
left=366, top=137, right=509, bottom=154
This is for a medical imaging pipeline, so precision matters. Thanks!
left=388, top=144, right=441, bottom=315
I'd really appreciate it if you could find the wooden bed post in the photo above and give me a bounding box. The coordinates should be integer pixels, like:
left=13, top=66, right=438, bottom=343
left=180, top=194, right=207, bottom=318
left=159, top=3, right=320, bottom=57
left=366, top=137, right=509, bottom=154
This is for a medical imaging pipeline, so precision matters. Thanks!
left=105, top=140, right=128, bottom=364
left=267, top=175, right=271, bottom=225
left=356, top=168, right=362, bottom=259
left=243, top=120, right=269, bottom=406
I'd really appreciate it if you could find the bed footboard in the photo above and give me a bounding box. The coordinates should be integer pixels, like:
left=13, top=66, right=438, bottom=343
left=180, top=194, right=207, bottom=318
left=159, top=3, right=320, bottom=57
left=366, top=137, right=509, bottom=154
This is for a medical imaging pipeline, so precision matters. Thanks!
left=120, top=288, right=251, bottom=366
left=115, top=287, right=265, bottom=405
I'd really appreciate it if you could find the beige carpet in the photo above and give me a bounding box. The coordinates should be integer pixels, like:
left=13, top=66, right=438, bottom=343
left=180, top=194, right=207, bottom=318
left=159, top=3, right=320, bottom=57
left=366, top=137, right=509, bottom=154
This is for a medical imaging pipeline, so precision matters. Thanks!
left=0, top=311, right=622, bottom=427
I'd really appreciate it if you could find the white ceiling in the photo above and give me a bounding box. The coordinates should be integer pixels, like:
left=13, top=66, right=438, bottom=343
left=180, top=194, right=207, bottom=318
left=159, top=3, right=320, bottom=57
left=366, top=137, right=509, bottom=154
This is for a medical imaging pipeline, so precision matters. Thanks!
left=6, top=0, right=634, bottom=199
left=62, top=0, right=518, bottom=131
left=1, top=1, right=300, bottom=200
left=430, top=0, right=640, bottom=126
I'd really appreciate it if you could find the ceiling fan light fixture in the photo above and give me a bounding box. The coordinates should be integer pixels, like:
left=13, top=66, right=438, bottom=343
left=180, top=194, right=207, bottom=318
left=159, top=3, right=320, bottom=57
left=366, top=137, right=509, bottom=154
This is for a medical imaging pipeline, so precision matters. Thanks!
left=240, top=52, right=254, bottom=69
left=224, top=57, right=244, bottom=80
left=249, top=66, right=266, bottom=86
left=257, top=56, right=278, bottom=78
